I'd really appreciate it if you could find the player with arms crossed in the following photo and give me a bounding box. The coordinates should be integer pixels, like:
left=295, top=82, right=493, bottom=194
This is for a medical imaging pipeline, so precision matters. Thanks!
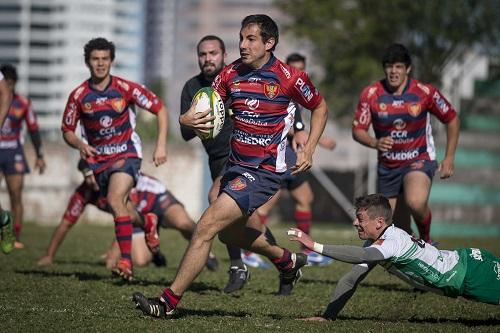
left=352, top=43, right=460, bottom=243
left=0, top=64, right=46, bottom=249
left=0, top=67, right=14, bottom=254
left=134, top=14, right=329, bottom=317
left=61, top=38, right=168, bottom=280
left=288, top=193, right=499, bottom=321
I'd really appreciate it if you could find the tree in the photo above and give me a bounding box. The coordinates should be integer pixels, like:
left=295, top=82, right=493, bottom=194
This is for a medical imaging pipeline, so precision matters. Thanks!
left=275, top=0, right=500, bottom=117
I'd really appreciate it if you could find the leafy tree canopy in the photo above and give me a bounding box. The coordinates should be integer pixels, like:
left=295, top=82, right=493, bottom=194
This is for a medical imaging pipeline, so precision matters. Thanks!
left=275, top=0, right=500, bottom=117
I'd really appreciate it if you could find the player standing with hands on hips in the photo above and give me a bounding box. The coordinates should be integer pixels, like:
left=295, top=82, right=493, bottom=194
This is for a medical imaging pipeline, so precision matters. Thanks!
left=134, top=14, right=329, bottom=318
left=61, top=38, right=168, bottom=281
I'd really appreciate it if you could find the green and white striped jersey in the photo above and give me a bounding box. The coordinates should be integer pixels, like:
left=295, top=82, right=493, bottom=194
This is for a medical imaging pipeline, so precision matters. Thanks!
left=370, top=225, right=467, bottom=297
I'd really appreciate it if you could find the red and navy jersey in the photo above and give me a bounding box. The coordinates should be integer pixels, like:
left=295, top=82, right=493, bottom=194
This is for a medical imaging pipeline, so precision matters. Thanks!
left=128, top=173, right=167, bottom=215
left=62, top=182, right=108, bottom=225
left=61, top=76, right=163, bottom=173
left=353, top=79, right=457, bottom=168
left=0, top=94, right=39, bottom=150
left=63, top=173, right=166, bottom=225
left=212, top=55, right=323, bottom=172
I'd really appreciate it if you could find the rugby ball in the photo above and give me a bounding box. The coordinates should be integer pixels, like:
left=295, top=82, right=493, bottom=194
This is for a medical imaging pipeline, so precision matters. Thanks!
left=192, top=87, right=225, bottom=140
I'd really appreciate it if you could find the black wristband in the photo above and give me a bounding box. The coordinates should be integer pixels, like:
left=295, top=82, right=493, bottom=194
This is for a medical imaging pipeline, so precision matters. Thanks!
left=294, top=121, right=305, bottom=132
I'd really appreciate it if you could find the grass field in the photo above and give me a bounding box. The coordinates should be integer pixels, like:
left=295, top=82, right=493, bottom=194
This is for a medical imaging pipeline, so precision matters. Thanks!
left=0, top=222, right=499, bottom=332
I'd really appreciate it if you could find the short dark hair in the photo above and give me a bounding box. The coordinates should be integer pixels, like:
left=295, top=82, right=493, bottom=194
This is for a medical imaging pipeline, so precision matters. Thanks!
left=354, top=194, right=392, bottom=223
left=0, top=64, right=18, bottom=82
left=241, top=14, right=279, bottom=51
left=286, top=53, right=306, bottom=65
left=382, top=43, right=411, bottom=68
left=197, top=35, right=226, bottom=54
left=84, top=37, right=115, bottom=64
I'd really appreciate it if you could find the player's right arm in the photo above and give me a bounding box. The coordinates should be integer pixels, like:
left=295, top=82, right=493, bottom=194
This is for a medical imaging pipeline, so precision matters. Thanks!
left=61, top=92, right=97, bottom=159
left=352, top=88, right=393, bottom=152
left=0, top=73, right=12, bottom=128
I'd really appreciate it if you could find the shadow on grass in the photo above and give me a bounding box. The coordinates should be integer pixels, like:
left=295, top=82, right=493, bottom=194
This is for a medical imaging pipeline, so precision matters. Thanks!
left=16, top=269, right=109, bottom=281
left=53, top=259, right=105, bottom=267
left=267, top=314, right=500, bottom=326
left=16, top=269, right=221, bottom=294
left=166, top=308, right=250, bottom=319
left=300, top=278, right=414, bottom=293
left=125, top=279, right=220, bottom=294
left=337, top=314, right=500, bottom=327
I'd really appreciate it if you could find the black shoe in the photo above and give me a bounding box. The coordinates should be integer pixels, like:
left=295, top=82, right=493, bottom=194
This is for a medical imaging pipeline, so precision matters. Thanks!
left=152, top=251, right=167, bottom=267
left=223, top=265, right=250, bottom=293
left=132, top=292, right=175, bottom=318
left=277, top=253, right=307, bottom=296
left=205, top=253, right=219, bottom=271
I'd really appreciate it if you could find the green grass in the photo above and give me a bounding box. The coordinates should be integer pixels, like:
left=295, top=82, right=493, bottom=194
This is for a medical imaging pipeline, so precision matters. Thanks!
left=1, top=223, right=499, bottom=332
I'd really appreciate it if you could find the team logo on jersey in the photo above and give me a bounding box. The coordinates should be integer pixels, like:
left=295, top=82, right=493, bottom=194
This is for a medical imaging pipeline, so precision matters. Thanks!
left=432, top=92, right=449, bottom=114
left=367, top=86, right=377, bottom=98
left=111, top=98, right=126, bottom=113
left=417, top=82, right=430, bottom=95
left=84, top=103, right=92, bottom=111
left=393, top=118, right=406, bottom=130
left=117, top=79, right=130, bottom=91
left=11, top=107, right=24, bottom=118
left=295, top=78, right=314, bottom=102
left=409, top=103, right=421, bottom=117
left=245, top=98, right=260, bottom=110
left=74, top=86, right=85, bottom=99
left=264, top=83, right=279, bottom=99
left=99, top=115, right=113, bottom=128
left=279, top=63, right=291, bottom=79
left=228, top=177, right=247, bottom=191
left=379, top=103, right=387, bottom=111
left=470, top=248, right=483, bottom=261
left=410, top=160, right=424, bottom=170
left=494, top=261, right=500, bottom=281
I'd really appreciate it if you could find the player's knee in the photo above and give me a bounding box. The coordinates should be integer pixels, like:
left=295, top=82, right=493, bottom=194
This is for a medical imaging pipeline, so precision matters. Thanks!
left=193, top=219, right=219, bottom=242
left=134, top=256, right=151, bottom=267
left=405, top=196, right=426, bottom=213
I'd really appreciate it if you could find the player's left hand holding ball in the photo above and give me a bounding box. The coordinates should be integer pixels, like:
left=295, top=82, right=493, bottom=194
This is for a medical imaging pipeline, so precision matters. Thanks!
left=287, top=227, right=314, bottom=250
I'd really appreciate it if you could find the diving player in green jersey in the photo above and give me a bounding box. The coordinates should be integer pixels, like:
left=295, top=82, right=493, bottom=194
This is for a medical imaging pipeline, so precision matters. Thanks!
left=288, top=193, right=499, bottom=321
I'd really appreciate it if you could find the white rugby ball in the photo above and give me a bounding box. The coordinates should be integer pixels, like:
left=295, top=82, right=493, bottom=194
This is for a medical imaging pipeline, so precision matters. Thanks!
left=192, top=87, right=225, bottom=140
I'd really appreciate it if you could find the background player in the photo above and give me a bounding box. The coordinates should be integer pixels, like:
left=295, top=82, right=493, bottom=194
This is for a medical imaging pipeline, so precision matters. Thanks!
left=179, top=35, right=277, bottom=291
left=288, top=194, right=499, bottom=321
left=0, top=68, right=14, bottom=254
left=0, top=64, right=45, bottom=249
left=352, top=43, right=460, bottom=243
left=256, top=53, right=336, bottom=266
left=37, top=170, right=218, bottom=271
left=134, top=14, right=329, bottom=318
left=61, top=38, right=168, bottom=280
